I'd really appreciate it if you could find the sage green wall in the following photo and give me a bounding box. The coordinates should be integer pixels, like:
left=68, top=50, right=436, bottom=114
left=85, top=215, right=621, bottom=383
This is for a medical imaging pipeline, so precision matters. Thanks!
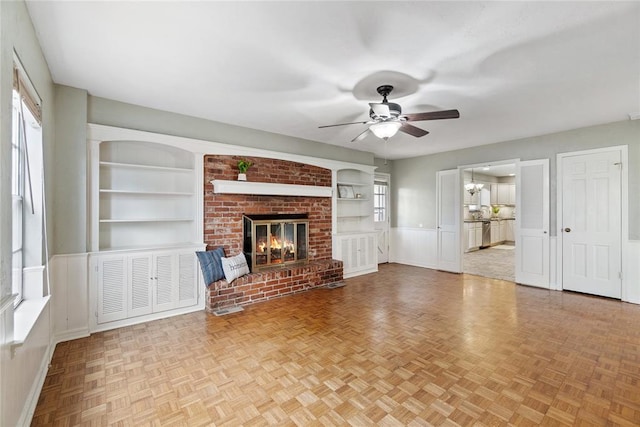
left=0, top=1, right=55, bottom=425
left=87, top=96, right=374, bottom=165
left=50, top=94, right=374, bottom=254
left=390, top=120, right=640, bottom=239
left=53, top=85, right=88, bottom=255
left=373, top=157, right=392, bottom=174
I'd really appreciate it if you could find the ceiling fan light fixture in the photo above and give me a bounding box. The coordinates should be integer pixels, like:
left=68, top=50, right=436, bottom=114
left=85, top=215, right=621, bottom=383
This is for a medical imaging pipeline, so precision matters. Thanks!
left=369, top=121, right=401, bottom=140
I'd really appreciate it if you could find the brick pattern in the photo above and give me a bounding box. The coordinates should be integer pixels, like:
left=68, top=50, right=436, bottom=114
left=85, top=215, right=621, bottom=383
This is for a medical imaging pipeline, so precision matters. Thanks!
left=203, top=155, right=333, bottom=260
left=202, top=155, right=342, bottom=311
left=205, top=259, right=343, bottom=311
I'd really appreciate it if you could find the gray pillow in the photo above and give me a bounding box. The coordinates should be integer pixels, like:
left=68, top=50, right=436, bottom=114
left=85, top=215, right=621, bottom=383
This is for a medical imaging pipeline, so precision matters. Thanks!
left=195, top=247, right=226, bottom=285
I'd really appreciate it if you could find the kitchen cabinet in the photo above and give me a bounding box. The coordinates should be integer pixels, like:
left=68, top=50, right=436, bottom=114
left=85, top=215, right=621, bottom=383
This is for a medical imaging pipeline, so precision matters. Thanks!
left=500, top=220, right=508, bottom=243
left=505, top=219, right=515, bottom=242
left=490, top=221, right=500, bottom=244
left=508, top=184, right=516, bottom=205
left=489, top=183, right=516, bottom=205
left=465, top=222, right=483, bottom=251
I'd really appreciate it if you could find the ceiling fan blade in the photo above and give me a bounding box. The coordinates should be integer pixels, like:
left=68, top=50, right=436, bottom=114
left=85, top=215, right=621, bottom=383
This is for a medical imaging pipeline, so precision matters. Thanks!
left=369, top=103, right=391, bottom=118
left=351, top=128, right=371, bottom=142
left=318, top=120, right=370, bottom=129
left=403, top=109, right=460, bottom=122
left=399, top=123, right=429, bottom=137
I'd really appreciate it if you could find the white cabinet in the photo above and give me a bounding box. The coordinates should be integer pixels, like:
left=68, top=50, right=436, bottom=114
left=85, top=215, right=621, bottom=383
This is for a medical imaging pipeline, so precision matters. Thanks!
left=500, top=220, right=508, bottom=243
left=465, top=222, right=483, bottom=251
left=491, top=221, right=500, bottom=244
left=90, top=139, right=201, bottom=251
left=93, top=247, right=201, bottom=327
left=508, top=184, right=516, bottom=205
left=505, top=219, right=515, bottom=242
left=335, top=233, right=377, bottom=278
left=489, top=183, right=516, bottom=206
left=334, top=168, right=377, bottom=278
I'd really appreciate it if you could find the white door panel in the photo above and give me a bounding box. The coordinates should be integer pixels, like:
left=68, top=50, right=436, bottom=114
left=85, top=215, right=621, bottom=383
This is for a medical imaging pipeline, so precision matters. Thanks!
left=437, top=170, right=460, bottom=272
left=562, top=150, right=621, bottom=298
left=515, top=159, right=549, bottom=287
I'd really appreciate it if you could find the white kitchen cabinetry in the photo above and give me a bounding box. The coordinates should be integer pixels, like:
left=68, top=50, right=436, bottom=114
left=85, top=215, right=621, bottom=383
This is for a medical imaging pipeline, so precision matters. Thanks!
left=334, top=232, right=377, bottom=278
left=505, top=219, right=515, bottom=242
left=465, top=222, right=483, bottom=251
left=491, top=221, right=500, bottom=244
left=93, top=247, right=201, bottom=327
left=490, top=183, right=516, bottom=206
left=500, top=220, right=508, bottom=243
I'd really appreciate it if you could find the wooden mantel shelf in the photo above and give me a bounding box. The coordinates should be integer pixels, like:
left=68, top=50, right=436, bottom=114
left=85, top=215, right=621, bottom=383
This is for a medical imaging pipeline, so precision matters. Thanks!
left=210, top=180, right=333, bottom=198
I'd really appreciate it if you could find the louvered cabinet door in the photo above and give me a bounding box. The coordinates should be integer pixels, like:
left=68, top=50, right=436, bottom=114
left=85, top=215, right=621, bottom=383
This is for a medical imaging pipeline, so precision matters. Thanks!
left=176, top=251, right=198, bottom=308
left=97, top=255, right=127, bottom=323
left=128, top=254, right=153, bottom=317
left=153, top=252, right=177, bottom=312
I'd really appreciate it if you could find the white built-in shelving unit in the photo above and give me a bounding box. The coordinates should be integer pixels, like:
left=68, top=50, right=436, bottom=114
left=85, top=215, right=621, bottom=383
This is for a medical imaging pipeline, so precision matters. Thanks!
left=88, top=132, right=204, bottom=332
left=334, top=168, right=377, bottom=278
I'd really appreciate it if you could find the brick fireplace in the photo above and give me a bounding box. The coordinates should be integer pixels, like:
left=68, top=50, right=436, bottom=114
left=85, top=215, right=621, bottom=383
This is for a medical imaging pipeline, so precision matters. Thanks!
left=203, top=155, right=343, bottom=311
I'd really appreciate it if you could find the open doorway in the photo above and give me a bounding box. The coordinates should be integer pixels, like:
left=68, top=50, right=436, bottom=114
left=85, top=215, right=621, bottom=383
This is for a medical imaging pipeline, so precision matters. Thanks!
left=461, top=163, right=517, bottom=282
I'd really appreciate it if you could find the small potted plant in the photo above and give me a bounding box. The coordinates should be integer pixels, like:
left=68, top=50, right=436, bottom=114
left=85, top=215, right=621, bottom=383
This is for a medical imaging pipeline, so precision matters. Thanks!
left=492, top=205, right=500, bottom=218
left=237, top=159, right=253, bottom=181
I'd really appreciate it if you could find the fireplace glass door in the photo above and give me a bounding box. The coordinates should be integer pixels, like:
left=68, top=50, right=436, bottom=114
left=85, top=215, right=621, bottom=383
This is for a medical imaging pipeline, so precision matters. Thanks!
left=243, top=214, right=309, bottom=271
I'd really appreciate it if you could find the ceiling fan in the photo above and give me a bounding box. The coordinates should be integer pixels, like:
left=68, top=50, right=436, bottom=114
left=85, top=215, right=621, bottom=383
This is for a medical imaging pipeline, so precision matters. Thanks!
left=319, top=85, right=460, bottom=142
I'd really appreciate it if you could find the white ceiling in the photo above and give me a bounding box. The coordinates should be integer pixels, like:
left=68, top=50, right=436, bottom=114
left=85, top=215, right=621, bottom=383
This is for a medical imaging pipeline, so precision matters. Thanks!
left=26, top=1, right=640, bottom=160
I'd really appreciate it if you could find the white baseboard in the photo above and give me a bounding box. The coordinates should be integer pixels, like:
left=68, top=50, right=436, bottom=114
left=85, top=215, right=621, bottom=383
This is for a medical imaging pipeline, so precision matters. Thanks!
left=53, top=327, right=90, bottom=345
left=17, top=337, right=53, bottom=426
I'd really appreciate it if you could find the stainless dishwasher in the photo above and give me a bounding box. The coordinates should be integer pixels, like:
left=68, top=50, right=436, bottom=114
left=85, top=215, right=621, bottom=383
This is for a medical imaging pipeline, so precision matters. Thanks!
left=481, top=220, right=491, bottom=248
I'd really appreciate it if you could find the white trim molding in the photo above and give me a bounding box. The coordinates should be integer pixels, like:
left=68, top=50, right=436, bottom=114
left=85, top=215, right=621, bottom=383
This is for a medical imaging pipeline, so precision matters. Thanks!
left=211, top=180, right=332, bottom=198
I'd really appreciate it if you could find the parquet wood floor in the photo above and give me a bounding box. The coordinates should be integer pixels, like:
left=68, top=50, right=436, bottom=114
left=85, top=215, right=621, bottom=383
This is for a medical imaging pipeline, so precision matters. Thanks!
left=33, top=264, right=640, bottom=426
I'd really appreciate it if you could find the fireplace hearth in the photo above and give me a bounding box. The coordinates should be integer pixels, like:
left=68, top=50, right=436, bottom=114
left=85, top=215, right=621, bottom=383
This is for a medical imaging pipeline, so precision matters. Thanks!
left=243, top=214, right=309, bottom=271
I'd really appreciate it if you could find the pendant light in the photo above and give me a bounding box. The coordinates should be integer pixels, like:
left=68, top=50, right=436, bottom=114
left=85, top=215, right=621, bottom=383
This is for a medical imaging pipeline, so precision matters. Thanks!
left=464, top=169, right=484, bottom=195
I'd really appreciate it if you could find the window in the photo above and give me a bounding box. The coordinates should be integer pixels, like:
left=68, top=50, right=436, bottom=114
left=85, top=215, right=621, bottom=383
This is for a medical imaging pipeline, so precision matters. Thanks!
left=374, top=181, right=387, bottom=222
left=12, top=60, right=43, bottom=307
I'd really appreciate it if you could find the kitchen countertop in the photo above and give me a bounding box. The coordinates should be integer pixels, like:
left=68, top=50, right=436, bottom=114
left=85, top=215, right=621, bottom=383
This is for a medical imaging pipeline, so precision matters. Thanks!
left=464, top=218, right=515, bottom=223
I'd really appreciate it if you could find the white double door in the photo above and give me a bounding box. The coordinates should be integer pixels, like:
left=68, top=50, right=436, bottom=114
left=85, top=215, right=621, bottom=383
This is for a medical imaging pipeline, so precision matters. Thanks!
left=560, top=149, right=622, bottom=298
left=437, top=160, right=550, bottom=289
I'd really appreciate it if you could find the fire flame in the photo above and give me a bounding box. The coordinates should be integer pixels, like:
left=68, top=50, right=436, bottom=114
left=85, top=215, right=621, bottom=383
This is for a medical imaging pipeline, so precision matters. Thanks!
left=258, top=236, right=295, bottom=253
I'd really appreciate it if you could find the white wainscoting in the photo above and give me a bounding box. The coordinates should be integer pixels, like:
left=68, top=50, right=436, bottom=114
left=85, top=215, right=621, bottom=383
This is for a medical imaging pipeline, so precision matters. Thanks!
left=50, top=254, right=90, bottom=344
left=625, top=240, right=640, bottom=304
left=390, top=227, right=437, bottom=269
left=549, top=236, right=558, bottom=290
left=1, top=298, right=52, bottom=426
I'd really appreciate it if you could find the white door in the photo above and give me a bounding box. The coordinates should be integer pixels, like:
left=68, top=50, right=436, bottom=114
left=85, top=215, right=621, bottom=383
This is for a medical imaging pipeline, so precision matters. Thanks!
left=374, top=174, right=390, bottom=263
left=561, top=150, right=622, bottom=298
left=515, top=159, right=550, bottom=288
left=177, top=251, right=199, bottom=308
left=97, top=254, right=127, bottom=323
left=128, top=254, right=153, bottom=317
left=153, top=252, right=177, bottom=312
left=437, top=169, right=461, bottom=272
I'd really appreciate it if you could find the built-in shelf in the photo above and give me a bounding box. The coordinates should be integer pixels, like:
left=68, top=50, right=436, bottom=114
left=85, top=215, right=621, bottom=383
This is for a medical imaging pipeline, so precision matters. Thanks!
left=211, top=179, right=332, bottom=198
left=99, top=218, right=193, bottom=223
left=99, top=189, right=193, bottom=196
left=337, top=197, right=370, bottom=202
left=337, top=215, right=370, bottom=219
left=336, top=181, right=368, bottom=187
left=100, top=161, right=193, bottom=173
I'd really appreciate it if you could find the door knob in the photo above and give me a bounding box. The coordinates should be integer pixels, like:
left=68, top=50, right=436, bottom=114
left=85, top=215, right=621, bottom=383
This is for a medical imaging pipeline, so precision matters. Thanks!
left=564, top=227, right=571, bottom=232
